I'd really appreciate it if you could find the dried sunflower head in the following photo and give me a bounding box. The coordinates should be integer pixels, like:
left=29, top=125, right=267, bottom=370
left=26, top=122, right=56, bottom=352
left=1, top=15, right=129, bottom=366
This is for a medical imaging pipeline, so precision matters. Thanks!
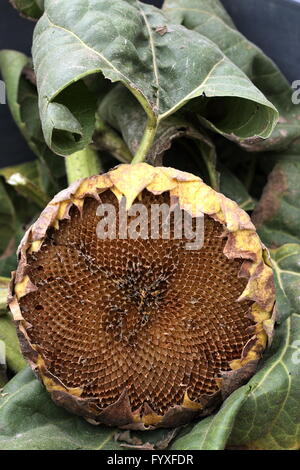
left=9, top=163, right=276, bottom=429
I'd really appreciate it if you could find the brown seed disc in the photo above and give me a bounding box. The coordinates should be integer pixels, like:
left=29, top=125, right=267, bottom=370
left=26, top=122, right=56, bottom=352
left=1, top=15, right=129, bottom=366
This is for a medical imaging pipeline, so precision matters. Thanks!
left=19, top=190, right=254, bottom=415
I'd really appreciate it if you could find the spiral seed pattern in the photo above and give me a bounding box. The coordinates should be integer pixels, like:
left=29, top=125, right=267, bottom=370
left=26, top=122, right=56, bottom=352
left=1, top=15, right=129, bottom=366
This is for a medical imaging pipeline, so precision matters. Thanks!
left=20, top=191, right=254, bottom=414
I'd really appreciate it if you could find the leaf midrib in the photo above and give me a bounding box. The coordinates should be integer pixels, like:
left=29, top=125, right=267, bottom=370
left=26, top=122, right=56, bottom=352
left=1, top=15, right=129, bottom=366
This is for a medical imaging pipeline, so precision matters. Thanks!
left=138, top=5, right=160, bottom=112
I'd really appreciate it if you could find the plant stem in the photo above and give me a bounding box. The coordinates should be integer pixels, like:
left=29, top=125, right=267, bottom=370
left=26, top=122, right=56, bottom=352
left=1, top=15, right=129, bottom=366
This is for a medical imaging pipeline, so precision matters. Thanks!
left=65, top=146, right=101, bottom=185
left=131, top=116, right=158, bottom=164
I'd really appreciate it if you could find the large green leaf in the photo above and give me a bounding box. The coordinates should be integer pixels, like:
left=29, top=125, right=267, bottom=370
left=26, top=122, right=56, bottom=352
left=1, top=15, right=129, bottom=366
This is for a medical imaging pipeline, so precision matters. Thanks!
left=220, top=167, right=256, bottom=211
left=252, top=142, right=300, bottom=247
left=270, top=244, right=300, bottom=323
left=228, top=313, right=300, bottom=450
left=171, top=385, right=252, bottom=450
left=0, top=179, right=16, bottom=259
left=0, top=50, right=55, bottom=198
left=163, top=0, right=300, bottom=151
left=0, top=50, right=65, bottom=196
left=32, top=0, right=277, bottom=156
left=170, top=313, right=300, bottom=450
left=0, top=176, right=40, bottom=280
left=0, top=217, right=26, bottom=279
left=0, top=51, right=29, bottom=131
left=0, top=161, right=50, bottom=209
left=0, top=368, right=122, bottom=450
left=0, top=341, right=7, bottom=388
left=0, top=254, right=19, bottom=281
left=0, top=170, right=41, bottom=279
left=94, top=115, right=133, bottom=164
left=0, top=368, right=173, bottom=450
left=10, top=0, right=44, bottom=20
left=0, top=315, right=26, bottom=374
left=0, top=278, right=10, bottom=315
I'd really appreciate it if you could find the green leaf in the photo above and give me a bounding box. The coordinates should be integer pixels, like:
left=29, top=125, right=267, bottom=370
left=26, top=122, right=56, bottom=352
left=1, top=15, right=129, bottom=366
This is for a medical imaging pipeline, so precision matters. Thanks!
left=195, top=141, right=219, bottom=191
left=163, top=0, right=235, bottom=27
left=270, top=244, right=300, bottom=323
left=220, top=167, right=256, bottom=211
left=0, top=179, right=16, bottom=259
left=0, top=278, right=10, bottom=315
left=0, top=220, right=26, bottom=279
left=0, top=257, right=17, bottom=280
left=0, top=161, right=50, bottom=209
left=94, top=115, right=133, bottom=164
left=0, top=50, right=65, bottom=196
left=10, top=0, right=44, bottom=20
left=0, top=341, right=8, bottom=388
left=33, top=0, right=277, bottom=157
left=164, top=0, right=299, bottom=151
left=0, top=315, right=26, bottom=374
left=0, top=368, right=177, bottom=450
left=0, top=183, right=39, bottom=280
left=0, top=368, right=123, bottom=450
left=252, top=142, right=300, bottom=247
left=99, top=85, right=147, bottom=157
left=228, top=313, right=300, bottom=450
left=0, top=178, right=39, bottom=279
left=171, top=385, right=252, bottom=450
left=0, top=163, right=43, bottom=280
left=0, top=51, right=29, bottom=133
left=100, top=85, right=215, bottom=166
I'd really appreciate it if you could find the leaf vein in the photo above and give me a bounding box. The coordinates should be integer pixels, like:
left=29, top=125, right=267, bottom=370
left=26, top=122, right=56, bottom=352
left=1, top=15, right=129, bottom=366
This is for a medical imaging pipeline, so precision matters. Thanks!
left=138, top=5, right=160, bottom=111
left=44, top=13, right=133, bottom=92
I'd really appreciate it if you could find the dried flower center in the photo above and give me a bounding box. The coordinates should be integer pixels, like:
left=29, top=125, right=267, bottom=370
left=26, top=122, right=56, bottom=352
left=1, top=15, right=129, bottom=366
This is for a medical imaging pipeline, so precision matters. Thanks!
left=20, top=191, right=254, bottom=414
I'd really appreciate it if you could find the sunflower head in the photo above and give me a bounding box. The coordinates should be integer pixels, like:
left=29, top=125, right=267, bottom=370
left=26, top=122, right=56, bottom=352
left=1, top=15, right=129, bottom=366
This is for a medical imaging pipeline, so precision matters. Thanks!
left=9, top=163, right=275, bottom=429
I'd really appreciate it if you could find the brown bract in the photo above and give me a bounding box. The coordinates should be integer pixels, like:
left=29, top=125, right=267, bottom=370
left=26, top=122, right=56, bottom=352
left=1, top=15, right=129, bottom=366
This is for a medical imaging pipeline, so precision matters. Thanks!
left=9, top=164, right=276, bottom=429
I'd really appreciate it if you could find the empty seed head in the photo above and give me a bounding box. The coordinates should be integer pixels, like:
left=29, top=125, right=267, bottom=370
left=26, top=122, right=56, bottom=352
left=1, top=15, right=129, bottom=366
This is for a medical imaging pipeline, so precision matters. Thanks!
left=9, top=164, right=276, bottom=429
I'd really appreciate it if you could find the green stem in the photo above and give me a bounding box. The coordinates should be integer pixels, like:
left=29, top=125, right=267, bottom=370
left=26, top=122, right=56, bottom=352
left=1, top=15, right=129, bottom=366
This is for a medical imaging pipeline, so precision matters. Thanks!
left=65, top=146, right=101, bottom=185
left=131, top=116, right=158, bottom=164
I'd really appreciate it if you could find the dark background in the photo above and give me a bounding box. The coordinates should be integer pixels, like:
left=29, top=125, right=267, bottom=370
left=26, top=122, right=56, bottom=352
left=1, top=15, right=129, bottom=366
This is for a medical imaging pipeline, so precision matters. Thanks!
left=1, top=0, right=300, bottom=168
